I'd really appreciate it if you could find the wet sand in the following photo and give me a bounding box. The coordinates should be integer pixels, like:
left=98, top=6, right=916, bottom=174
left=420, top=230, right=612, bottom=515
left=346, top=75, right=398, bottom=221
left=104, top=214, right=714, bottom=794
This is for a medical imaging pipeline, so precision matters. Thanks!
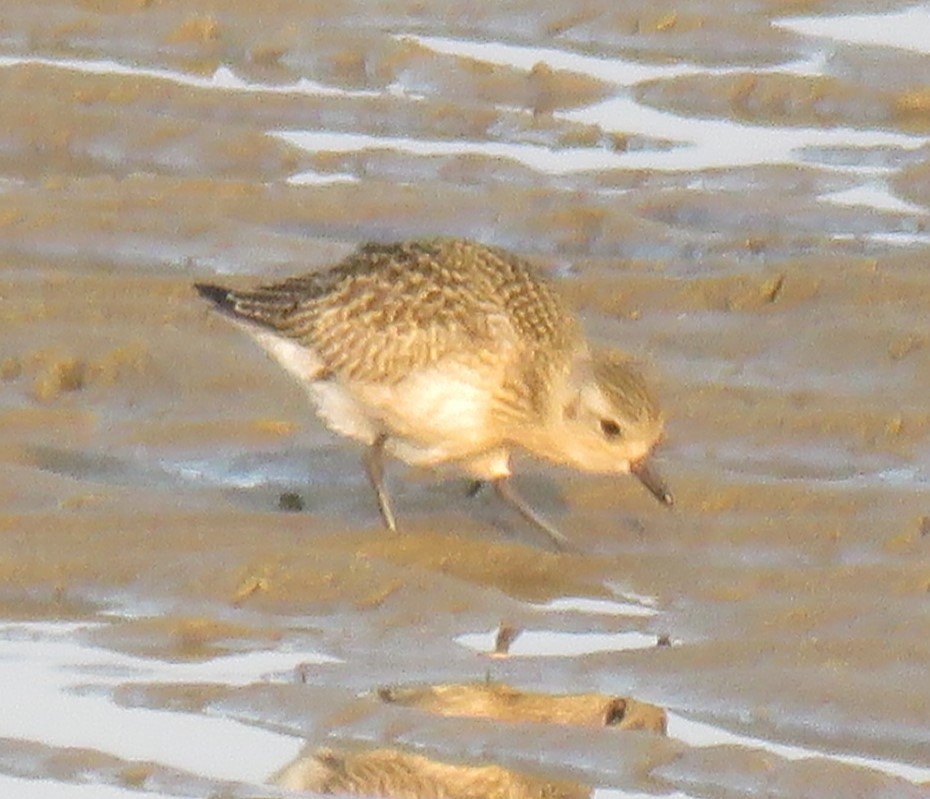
left=1, top=1, right=929, bottom=798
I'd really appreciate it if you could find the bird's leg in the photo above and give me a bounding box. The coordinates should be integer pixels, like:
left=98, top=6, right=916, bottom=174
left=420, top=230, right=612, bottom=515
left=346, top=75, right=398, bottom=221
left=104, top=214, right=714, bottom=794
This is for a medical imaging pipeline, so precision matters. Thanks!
left=492, top=477, right=572, bottom=552
left=364, top=434, right=397, bottom=532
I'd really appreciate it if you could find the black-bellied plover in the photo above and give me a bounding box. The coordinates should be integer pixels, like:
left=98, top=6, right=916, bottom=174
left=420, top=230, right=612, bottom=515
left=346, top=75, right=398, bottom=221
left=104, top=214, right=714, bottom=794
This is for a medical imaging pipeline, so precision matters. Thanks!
left=195, top=238, right=671, bottom=549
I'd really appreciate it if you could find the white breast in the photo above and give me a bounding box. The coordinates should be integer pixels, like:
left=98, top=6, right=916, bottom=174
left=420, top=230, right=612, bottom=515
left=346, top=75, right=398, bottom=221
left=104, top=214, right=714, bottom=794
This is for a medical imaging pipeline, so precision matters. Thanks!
left=241, top=324, right=501, bottom=468
left=362, top=364, right=499, bottom=466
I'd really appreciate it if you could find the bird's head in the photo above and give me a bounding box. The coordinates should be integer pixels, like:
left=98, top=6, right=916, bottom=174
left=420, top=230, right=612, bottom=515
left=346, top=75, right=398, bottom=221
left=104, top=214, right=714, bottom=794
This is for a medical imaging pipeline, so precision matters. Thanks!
left=542, top=349, right=672, bottom=505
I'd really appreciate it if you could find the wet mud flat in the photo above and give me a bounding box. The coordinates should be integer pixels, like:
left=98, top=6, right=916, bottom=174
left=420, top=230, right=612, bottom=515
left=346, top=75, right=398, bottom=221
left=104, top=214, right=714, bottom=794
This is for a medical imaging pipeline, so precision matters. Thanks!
left=1, top=1, right=930, bottom=798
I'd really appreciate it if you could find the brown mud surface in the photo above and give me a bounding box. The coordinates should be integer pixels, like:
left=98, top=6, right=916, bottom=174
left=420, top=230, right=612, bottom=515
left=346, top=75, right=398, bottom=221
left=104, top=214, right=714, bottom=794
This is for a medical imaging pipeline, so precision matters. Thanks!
left=0, top=1, right=929, bottom=798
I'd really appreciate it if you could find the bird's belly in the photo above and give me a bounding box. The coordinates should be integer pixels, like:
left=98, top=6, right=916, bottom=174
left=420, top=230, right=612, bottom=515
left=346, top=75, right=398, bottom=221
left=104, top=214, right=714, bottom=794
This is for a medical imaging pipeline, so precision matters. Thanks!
left=306, top=379, right=381, bottom=443
left=245, top=326, right=502, bottom=467
left=307, top=377, right=495, bottom=468
left=318, top=366, right=490, bottom=466
left=358, top=366, right=501, bottom=466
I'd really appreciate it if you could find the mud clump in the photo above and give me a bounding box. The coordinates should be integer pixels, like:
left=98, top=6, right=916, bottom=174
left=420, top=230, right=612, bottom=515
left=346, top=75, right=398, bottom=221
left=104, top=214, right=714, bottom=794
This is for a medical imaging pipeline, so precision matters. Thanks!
left=32, top=358, right=88, bottom=401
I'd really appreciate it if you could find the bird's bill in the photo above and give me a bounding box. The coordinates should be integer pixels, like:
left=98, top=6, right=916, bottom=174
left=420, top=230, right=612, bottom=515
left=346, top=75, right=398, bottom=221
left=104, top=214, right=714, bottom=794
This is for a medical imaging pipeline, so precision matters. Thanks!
left=630, top=457, right=673, bottom=506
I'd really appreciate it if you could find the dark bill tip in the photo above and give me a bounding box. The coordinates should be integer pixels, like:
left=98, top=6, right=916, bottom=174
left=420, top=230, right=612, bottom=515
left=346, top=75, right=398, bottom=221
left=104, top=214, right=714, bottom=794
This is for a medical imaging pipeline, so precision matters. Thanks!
left=630, top=458, right=673, bottom=507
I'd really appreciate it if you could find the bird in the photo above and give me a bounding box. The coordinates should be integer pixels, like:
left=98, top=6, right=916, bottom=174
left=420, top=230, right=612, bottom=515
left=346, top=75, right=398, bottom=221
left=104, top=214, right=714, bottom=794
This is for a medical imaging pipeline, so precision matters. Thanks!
left=275, top=745, right=590, bottom=799
left=194, top=237, right=671, bottom=549
left=376, top=680, right=667, bottom=732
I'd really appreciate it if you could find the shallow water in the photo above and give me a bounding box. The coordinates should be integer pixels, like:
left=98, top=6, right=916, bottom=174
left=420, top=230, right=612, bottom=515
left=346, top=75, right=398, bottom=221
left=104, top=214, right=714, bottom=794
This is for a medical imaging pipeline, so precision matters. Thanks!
left=1, top=1, right=929, bottom=797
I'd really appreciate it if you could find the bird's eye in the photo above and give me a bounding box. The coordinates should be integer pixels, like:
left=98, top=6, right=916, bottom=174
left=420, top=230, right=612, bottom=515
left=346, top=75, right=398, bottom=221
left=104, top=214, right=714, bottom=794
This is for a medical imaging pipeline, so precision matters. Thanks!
left=600, top=419, right=623, bottom=438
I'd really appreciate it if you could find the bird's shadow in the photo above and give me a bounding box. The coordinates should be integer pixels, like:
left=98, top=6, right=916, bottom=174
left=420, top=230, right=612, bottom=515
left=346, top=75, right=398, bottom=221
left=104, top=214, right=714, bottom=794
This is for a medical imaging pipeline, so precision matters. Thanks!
left=20, top=444, right=571, bottom=542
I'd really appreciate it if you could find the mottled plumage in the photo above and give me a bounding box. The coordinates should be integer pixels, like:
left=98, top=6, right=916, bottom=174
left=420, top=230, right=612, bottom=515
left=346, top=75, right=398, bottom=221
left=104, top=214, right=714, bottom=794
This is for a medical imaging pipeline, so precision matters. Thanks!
left=195, top=238, right=670, bottom=548
left=275, top=746, right=590, bottom=799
